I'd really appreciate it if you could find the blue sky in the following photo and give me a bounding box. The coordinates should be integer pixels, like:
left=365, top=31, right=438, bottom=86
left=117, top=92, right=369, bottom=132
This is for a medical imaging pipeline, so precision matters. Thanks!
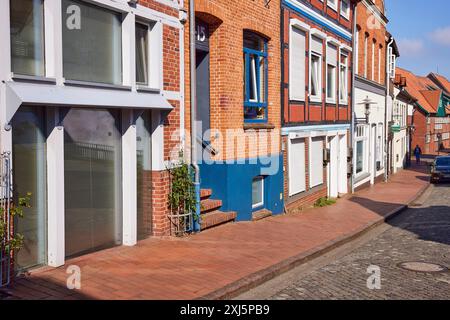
left=386, top=0, right=450, bottom=79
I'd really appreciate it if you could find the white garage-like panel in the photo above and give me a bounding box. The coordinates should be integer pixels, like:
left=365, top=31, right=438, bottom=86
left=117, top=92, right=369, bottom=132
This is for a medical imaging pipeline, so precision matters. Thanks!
left=310, top=137, right=324, bottom=188
left=289, top=138, right=306, bottom=196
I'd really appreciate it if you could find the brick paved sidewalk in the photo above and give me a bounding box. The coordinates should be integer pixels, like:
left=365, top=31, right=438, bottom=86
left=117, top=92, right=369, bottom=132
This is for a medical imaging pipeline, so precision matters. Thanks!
left=2, top=166, right=429, bottom=300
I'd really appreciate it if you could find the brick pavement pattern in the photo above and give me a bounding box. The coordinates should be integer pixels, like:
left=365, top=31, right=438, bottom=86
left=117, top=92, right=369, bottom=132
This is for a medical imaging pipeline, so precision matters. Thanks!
left=271, top=183, right=450, bottom=300
left=2, top=167, right=429, bottom=300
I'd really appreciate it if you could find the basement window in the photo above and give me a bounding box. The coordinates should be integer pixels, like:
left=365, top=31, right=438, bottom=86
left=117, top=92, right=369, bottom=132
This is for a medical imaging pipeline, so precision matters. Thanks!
left=252, top=176, right=264, bottom=209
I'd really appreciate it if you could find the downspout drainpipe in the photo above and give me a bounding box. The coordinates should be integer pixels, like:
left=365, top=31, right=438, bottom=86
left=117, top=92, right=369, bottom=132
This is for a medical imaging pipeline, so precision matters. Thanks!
left=189, top=0, right=201, bottom=232
left=350, top=3, right=358, bottom=194
left=385, top=36, right=394, bottom=182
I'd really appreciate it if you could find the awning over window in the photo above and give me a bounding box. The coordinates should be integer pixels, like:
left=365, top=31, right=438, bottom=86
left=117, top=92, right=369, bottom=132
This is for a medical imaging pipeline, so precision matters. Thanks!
left=5, top=81, right=173, bottom=124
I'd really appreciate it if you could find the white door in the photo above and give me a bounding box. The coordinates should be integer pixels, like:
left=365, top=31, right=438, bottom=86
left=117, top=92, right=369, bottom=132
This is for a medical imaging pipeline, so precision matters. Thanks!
left=328, top=135, right=339, bottom=198
left=338, top=134, right=348, bottom=194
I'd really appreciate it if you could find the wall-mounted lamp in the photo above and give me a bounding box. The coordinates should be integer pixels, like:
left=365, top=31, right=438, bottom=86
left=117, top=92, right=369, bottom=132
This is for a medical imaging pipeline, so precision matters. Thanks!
left=356, top=96, right=377, bottom=124
left=128, top=0, right=138, bottom=6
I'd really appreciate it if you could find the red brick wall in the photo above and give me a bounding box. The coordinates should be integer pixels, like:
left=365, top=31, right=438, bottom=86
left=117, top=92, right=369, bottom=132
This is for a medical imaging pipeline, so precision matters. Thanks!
left=184, top=0, right=282, bottom=162
left=282, top=1, right=353, bottom=126
left=413, top=113, right=450, bottom=155
left=355, top=1, right=387, bottom=86
left=140, top=1, right=181, bottom=237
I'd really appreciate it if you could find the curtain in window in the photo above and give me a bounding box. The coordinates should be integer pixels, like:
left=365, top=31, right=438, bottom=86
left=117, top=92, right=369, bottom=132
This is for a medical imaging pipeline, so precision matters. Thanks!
left=311, top=56, right=319, bottom=97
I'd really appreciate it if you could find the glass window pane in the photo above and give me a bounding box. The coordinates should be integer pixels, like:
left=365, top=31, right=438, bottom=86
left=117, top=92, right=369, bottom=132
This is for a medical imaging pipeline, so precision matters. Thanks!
left=63, top=108, right=122, bottom=257
left=244, top=106, right=265, bottom=120
left=136, top=111, right=152, bottom=240
left=62, top=0, right=122, bottom=84
left=136, top=23, right=149, bottom=85
left=12, top=106, right=46, bottom=269
left=327, top=65, right=334, bottom=99
left=356, top=141, right=364, bottom=174
left=10, top=0, right=45, bottom=76
left=252, top=177, right=263, bottom=207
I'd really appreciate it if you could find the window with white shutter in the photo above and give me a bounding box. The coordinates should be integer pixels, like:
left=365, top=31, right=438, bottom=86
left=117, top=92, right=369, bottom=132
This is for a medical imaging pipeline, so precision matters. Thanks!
left=289, top=138, right=306, bottom=196
left=290, top=27, right=306, bottom=101
left=310, top=137, right=324, bottom=188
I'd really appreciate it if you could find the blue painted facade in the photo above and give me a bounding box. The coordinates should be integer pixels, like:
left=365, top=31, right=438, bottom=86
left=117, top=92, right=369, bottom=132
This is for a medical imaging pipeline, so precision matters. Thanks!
left=199, top=154, right=284, bottom=221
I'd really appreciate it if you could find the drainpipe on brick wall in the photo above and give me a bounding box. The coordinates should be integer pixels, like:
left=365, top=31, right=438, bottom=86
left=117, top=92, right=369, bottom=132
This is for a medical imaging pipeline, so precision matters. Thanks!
left=385, top=36, right=394, bottom=182
left=189, top=0, right=201, bottom=232
left=350, top=3, right=358, bottom=194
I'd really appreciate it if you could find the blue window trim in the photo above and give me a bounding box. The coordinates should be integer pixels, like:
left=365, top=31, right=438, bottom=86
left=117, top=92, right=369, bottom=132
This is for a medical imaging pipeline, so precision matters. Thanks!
left=244, top=41, right=268, bottom=123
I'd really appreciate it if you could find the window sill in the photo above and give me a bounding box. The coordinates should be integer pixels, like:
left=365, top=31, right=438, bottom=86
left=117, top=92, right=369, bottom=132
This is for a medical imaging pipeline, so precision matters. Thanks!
left=64, top=80, right=132, bottom=91
left=12, top=74, right=56, bottom=84
left=244, top=123, right=275, bottom=131
left=137, top=86, right=160, bottom=94
left=354, top=172, right=370, bottom=184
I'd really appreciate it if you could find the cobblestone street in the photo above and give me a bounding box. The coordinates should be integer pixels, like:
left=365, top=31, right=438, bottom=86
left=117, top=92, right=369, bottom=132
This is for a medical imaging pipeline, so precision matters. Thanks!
left=267, top=183, right=450, bottom=300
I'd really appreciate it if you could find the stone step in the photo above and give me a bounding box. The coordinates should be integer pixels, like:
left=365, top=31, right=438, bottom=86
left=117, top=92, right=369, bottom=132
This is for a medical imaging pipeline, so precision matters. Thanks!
left=200, top=198, right=222, bottom=213
left=200, top=210, right=237, bottom=230
left=200, top=189, right=212, bottom=199
left=252, top=209, right=273, bottom=221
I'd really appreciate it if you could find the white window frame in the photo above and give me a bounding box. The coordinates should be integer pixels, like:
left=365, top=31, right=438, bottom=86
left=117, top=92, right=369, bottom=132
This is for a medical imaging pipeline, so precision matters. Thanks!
left=326, top=38, right=339, bottom=104
left=309, top=29, right=326, bottom=103
left=289, top=19, right=310, bottom=101
left=327, top=0, right=338, bottom=11
left=339, top=51, right=348, bottom=105
left=371, top=40, right=375, bottom=81
left=354, top=125, right=369, bottom=177
left=4, top=0, right=164, bottom=90
left=378, top=45, right=382, bottom=83
left=340, top=0, right=350, bottom=20
left=252, top=176, right=264, bottom=209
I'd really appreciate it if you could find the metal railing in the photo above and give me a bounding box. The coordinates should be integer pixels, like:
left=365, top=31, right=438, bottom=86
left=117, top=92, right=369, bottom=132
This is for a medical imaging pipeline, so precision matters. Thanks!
left=0, top=152, right=12, bottom=288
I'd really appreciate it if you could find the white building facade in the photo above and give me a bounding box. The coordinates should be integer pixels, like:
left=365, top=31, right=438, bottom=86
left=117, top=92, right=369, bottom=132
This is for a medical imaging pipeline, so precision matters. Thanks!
left=0, top=0, right=184, bottom=270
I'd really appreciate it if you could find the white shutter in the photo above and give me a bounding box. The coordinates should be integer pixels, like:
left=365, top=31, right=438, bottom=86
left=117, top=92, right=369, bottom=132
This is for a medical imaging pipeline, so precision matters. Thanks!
left=310, top=137, right=324, bottom=188
left=311, top=36, right=323, bottom=54
left=326, top=44, right=337, bottom=66
left=289, top=138, right=306, bottom=196
left=290, top=27, right=306, bottom=101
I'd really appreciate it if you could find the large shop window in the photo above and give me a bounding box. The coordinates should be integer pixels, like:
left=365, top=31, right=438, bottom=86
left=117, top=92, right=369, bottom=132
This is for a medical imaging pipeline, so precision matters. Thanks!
left=289, top=138, right=306, bottom=196
left=310, top=36, right=323, bottom=102
left=289, top=27, right=306, bottom=101
left=310, top=137, right=324, bottom=188
left=10, top=0, right=45, bottom=77
left=12, top=106, right=47, bottom=269
left=244, top=31, right=268, bottom=122
left=62, top=0, right=123, bottom=85
left=326, top=44, right=337, bottom=103
left=252, top=176, right=264, bottom=209
left=63, top=108, right=122, bottom=258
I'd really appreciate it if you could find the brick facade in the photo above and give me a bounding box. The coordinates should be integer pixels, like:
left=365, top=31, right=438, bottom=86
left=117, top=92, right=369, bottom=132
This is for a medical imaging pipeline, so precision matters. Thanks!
left=282, top=0, right=354, bottom=125
left=183, top=0, right=282, bottom=162
left=355, top=0, right=387, bottom=86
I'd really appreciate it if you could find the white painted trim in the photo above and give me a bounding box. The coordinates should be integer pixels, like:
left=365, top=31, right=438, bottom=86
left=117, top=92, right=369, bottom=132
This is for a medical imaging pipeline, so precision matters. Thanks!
left=47, top=111, right=65, bottom=267
left=122, top=110, right=137, bottom=246
left=155, top=0, right=180, bottom=9
left=285, top=0, right=352, bottom=39
left=340, top=44, right=353, bottom=52
left=135, top=3, right=182, bottom=29
left=326, top=36, right=341, bottom=47
left=290, top=18, right=311, bottom=32
left=0, top=0, right=11, bottom=81
left=163, top=90, right=182, bottom=101
left=123, top=12, right=135, bottom=87
left=310, top=28, right=327, bottom=39
left=362, top=0, right=387, bottom=27
left=151, top=110, right=165, bottom=171
left=179, top=25, right=185, bottom=153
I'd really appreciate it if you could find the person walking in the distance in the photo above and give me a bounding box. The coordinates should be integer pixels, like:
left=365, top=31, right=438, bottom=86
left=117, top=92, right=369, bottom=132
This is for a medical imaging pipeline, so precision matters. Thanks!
left=414, top=145, right=422, bottom=165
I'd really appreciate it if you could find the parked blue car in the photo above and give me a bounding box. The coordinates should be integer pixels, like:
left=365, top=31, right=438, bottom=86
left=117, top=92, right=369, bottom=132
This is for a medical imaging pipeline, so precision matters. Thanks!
left=430, top=156, right=450, bottom=183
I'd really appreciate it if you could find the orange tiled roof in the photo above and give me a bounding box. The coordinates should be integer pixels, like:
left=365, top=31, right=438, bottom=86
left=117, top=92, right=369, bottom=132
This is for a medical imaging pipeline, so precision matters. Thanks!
left=429, top=73, right=450, bottom=94
left=396, top=67, right=441, bottom=114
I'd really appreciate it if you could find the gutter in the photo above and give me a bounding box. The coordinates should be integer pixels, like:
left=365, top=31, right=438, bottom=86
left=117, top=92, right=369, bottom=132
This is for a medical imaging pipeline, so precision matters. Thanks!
left=385, top=36, right=394, bottom=183
left=189, top=0, right=201, bottom=232
left=350, top=2, right=358, bottom=194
